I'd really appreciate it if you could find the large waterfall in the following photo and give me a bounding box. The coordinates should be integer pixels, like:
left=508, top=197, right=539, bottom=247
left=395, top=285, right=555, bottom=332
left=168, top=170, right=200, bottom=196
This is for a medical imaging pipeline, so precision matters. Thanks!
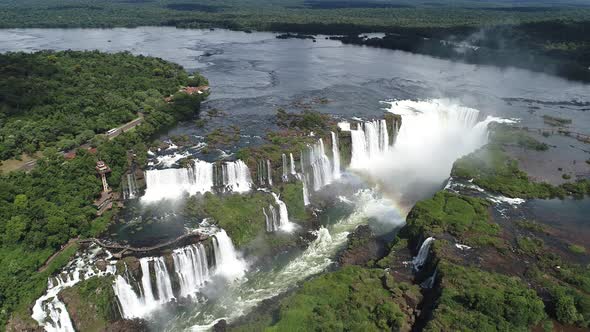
left=173, top=243, right=210, bottom=298
left=142, top=160, right=253, bottom=202
left=114, top=229, right=245, bottom=319
left=350, top=119, right=390, bottom=169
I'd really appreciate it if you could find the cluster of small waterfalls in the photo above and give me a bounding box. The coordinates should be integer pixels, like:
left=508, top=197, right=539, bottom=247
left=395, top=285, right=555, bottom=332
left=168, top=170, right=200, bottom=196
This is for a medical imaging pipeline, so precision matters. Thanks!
left=114, top=230, right=244, bottom=319
left=142, top=160, right=252, bottom=202
left=33, top=99, right=509, bottom=331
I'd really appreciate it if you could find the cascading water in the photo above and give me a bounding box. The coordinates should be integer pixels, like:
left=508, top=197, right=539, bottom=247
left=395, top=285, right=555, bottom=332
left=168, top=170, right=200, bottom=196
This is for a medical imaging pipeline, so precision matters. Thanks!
left=142, top=160, right=214, bottom=202
left=172, top=243, right=210, bottom=298
left=32, top=246, right=116, bottom=331
left=212, top=230, right=246, bottom=280
left=154, top=257, right=175, bottom=302
left=266, top=160, right=273, bottom=186
left=306, top=138, right=333, bottom=191
left=271, top=192, right=295, bottom=232
left=263, top=205, right=279, bottom=232
left=123, top=173, right=139, bottom=199
left=413, top=237, right=435, bottom=271
left=289, top=153, right=296, bottom=175
left=282, top=154, right=289, bottom=182
left=331, top=131, right=341, bottom=179
left=114, top=231, right=246, bottom=319
left=142, top=159, right=255, bottom=202
left=350, top=119, right=390, bottom=169
left=222, top=160, right=253, bottom=193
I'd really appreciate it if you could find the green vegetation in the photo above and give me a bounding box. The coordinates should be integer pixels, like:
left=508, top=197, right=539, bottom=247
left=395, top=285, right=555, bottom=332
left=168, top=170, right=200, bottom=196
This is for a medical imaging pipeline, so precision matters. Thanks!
left=184, top=192, right=274, bottom=247
left=0, top=51, right=192, bottom=160
left=568, top=244, right=586, bottom=254
left=274, top=182, right=307, bottom=220
left=490, top=125, right=549, bottom=151
left=452, top=145, right=562, bottom=198
left=264, top=265, right=419, bottom=331
left=426, top=262, right=546, bottom=331
left=453, top=143, right=590, bottom=198
left=516, top=236, right=544, bottom=256
left=60, top=276, right=119, bottom=331
left=0, top=243, right=78, bottom=327
left=205, top=126, right=241, bottom=148
left=403, top=191, right=502, bottom=248
left=0, top=51, right=206, bottom=328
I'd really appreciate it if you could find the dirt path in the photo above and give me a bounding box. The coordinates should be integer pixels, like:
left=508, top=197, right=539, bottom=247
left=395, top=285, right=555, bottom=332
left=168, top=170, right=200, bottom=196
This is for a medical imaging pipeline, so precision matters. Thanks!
left=37, top=238, right=79, bottom=272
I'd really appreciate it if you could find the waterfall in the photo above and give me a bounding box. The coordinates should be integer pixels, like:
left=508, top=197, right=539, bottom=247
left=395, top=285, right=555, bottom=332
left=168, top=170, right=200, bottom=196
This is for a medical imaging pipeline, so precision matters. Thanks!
left=272, top=192, right=295, bottom=232
left=266, top=160, right=273, bottom=186
left=142, top=159, right=255, bottom=202
left=212, top=230, right=246, bottom=280
left=113, top=274, right=146, bottom=318
left=123, top=173, right=139, bottom=199
left=142, top=160, right=214, bottom=202
left=350, top=120, right=390, bottom=169
left=172, top=244, right=210, bottom=298
left=222, top=160, right=253, bottom=193
left=421, top=268, right=438, bottom=289
left=307, top=138, right=333, bottom=191
left=331, top=131, right=341, bottom=179
left=139, top=259, right=156, bottom=305
left=289, top=153, right=296, bottom=175
left=413, top=237, right=435, bottom=271
left=282, top=153, right=289, bottom=182
left=32, top=246, right=116, bottom=331
left=154, top=257, right=175, bottom=302
left=263, top=205, right=279, bottom=232
left=301, top=174, right=310, bottom=206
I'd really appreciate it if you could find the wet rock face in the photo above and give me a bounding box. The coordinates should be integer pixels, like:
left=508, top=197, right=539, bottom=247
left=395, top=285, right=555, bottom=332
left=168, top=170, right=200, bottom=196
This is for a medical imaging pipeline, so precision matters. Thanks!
left=338, top=225, right=383, bottom=266
left=213, top=319, right=228, bottom=331
left=104, top=319, right=150, bottom=332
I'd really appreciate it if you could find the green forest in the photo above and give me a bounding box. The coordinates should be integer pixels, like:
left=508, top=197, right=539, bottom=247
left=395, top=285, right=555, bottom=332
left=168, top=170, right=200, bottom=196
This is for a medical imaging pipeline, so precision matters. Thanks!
left=0, top=51, right=190, bottom=159
left=0, top=51, right=207, bottom=328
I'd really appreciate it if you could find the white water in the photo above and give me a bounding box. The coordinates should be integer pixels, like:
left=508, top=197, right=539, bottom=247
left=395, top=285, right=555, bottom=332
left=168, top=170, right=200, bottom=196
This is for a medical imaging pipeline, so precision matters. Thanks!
left=123, top=173, right=139, bottom=199
left=331, top=131, right=341, bottom=180
left=354, top=99, right=512, bottom=205
left=32, top=246, right=116, bottom=331
left=143, top=159, right=254, bottom=202
left=212, top=230, right=246, bottom=281
left=222, top=160, right=253, bottom=193
left=350, top=119, right=391, bottom=169
left=263, top=205, right=279, bottom=232
left=114, top=229, right=245, bottom=319
left=172, top=189, right=406, bottom=330
left=142, top=160, right=214, bottom=202
left=289, top=153, right=296, bottom=175
left=306, top=138, right=333, bottom=191
left=282, top=153, right=289, bottom=182
left=271, top=192, right=296, bottom=232
left=266, top=160, right=273, bottom=186
left=413, top=237, right=435, bottom=271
